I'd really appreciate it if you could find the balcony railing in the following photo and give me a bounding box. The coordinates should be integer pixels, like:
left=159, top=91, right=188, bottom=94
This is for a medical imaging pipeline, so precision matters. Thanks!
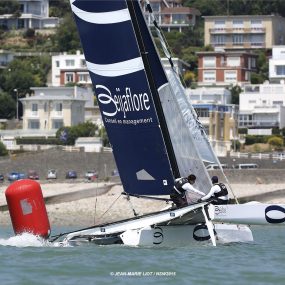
left=209, top=27, right=265, bottom=34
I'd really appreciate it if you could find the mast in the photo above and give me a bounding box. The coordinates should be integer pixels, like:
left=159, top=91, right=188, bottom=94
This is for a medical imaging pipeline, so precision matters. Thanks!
left=126, top=0, right=180, bottom=178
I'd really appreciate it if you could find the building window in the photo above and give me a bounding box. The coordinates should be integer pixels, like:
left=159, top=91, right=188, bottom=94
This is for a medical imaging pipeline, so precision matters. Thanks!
left=203, top=56, right=216, bottom=68
left=249, top=100, right=256, bottom=104
left=273, top=101, right=283, bottom=105
left=31, top=103, right=38, bottom=116
left=250, top=34, right=264, bottom=46
left=224, top=70, right=237, bottom=83
left=203, top=70, right=216, bottom=82
left=81, top=59, right=86, bottom=67
left=251, top=19, right=262, bottom=28
left=28, top=120, right=40, bottom=129
left=65, top=59, right=75, bottom=67
left=232, top=34, right=243, bottom=45
left=195, top=108, right=209, bottom=118
left=214, top=20, right=225, bottom=28
left=65, top=73, right=74, bottom=83
left=276, top=66, right=285, bottom=75
left=44, top=102, right=48, bottom=112
left=52, top=120, right=64, bottom=129
left=55, top=103, right=62, bottom=112
left=251, top=58, right=256, bottom=68
left=56, top=61, right=60, bottom=67
left=233, top=19, right=244, bottom=28
left=213, top=35, right=225, bottom=45
left=227, top=56, right=240, bottom=67
left=78, top=73, right=90, bottom=83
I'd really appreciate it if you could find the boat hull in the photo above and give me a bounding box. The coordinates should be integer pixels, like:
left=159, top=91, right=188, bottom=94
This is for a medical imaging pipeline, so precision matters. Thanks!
left=120, top=224, right=253, bottom=246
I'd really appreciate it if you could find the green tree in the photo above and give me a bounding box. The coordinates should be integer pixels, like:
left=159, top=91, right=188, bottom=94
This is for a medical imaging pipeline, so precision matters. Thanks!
left=0, top=0, right=20, bottom=15
left=230, top=85, right=242, bottom=105
left=268, top=136, right=283, bottom=148
left=0, top=57, right=50, bottom=98
left=51, top=13, right=81, bottom=52
left=0, top=92, right=16, bottom=119
left=0, top=141, right=8, bottom=156
left=56, top=122, right=99, bottom=145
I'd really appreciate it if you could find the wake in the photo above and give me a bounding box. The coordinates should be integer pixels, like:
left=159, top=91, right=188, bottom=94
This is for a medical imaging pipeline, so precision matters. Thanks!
left=0, top=232, right=65, bottom=248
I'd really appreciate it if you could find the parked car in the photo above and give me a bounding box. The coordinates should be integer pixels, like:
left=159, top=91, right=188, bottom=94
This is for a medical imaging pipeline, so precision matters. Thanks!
left=85, top=170, right=98, bottom=181
left=7, top=172, right=26, bottom=182
left=66, top=170, right=77, bottom=179
left=47, top=169, right=57, bottom=179
left=28, top=170, right=39, bottom=180
left=206, top=164, right=228, bottom=170
left=0, top=174, right=4, bottom=182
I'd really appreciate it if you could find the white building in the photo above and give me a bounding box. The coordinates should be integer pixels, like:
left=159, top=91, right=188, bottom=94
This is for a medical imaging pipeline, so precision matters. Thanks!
left=239, top=82, right=285, bottom=131
left=0, top=0, right=59, bottom=30
left=269, top=46, right=285, bottom=83
left=51, top=51, right=91, bottom=87
left=187, top=87, right=231, bottom=105
left=20, top=86, right=94, bottom=132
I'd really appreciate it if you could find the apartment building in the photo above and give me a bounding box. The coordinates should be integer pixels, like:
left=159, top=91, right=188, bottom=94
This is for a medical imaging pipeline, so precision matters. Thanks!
left=269, top=46, right=285, bottom=83
left=142, top=0, right=200, bottom=32
left=188, top=87, right=238, bottom=156
left=20, top=86, right=93, bottom=132
left=197, top=49, right=257, bottom=86
left=204, top=15, right=285, bottom=50
left=0, top=0, right=59, bottom=30
left=239, top=82, right=285, bottom=131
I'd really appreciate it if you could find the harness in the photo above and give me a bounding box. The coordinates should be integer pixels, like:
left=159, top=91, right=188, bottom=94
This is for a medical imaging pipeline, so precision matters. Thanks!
left=173, top=177, right=188, bottom=195
left=213, top=182, right=228, bottom=198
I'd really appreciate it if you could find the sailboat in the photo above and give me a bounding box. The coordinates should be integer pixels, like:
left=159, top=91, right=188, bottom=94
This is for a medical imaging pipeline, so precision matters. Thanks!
left=50, top=0, right=285, bottom=247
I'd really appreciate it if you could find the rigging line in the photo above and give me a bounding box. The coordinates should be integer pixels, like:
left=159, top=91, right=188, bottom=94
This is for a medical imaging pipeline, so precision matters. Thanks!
left=93, top=182, right=98, bottom=225
left=125, top=193, right=139, bottom=217
left=95, top=193, right=122, bottom=224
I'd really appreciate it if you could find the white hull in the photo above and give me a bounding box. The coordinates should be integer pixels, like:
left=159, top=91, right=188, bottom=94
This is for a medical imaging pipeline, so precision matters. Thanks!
left=120, top=224, right=253, bottom=247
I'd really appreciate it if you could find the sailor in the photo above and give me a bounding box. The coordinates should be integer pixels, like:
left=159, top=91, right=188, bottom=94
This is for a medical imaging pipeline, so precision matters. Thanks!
left=171, top=174, right=205, bottom=207
left=198, top=176, right=229, bottom=205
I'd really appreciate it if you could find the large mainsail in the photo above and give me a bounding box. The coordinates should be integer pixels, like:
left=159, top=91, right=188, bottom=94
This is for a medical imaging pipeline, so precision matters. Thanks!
left=70, top=0, right=176, bottom=195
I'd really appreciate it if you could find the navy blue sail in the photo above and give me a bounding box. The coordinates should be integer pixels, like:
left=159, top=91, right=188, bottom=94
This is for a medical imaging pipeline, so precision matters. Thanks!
left=70, top=0, right=176, bottom=195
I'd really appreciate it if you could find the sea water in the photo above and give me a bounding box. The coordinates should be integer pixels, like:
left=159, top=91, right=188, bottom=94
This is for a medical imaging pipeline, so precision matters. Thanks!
left=0, top=226, right=284, bottom=285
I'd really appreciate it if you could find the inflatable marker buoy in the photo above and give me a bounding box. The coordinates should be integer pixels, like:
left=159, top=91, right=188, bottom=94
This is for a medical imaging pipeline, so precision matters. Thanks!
left=5, top=179, right=50, bottom=238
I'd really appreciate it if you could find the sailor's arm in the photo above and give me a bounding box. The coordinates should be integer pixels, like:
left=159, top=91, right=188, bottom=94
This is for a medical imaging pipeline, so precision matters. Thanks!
left=182, top=183, right=205, bottom=196
left=200, top=186, right=215, bottom=201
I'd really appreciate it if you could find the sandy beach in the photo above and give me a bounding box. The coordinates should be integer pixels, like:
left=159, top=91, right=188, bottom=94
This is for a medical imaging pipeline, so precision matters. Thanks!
left=0, top=181, right=285, bottom=228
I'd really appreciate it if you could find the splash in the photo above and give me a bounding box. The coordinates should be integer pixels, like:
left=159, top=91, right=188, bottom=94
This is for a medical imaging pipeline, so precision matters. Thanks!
left=0, top=232, right=55, bottom=248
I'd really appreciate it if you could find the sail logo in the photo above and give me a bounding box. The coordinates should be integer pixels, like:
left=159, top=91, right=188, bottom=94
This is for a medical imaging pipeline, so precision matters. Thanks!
left=96, top=85, right=151, bottom=118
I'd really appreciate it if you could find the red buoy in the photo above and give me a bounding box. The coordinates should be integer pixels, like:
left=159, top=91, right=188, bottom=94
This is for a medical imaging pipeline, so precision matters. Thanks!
left=5, top=179, right=50, bottom=238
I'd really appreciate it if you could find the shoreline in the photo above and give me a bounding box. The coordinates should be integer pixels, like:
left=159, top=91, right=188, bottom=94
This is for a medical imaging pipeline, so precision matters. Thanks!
left=0, top=182, right=285, bottom=227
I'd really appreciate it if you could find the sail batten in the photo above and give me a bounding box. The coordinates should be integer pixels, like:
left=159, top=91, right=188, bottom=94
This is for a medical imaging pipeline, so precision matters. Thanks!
left=86, top=57, right=144, bottom=77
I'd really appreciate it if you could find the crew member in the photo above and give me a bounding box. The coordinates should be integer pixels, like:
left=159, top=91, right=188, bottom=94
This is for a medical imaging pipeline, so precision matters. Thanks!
left=198, top=176, right=229, bottom=205
left=171, top=174, right=204, bottom=207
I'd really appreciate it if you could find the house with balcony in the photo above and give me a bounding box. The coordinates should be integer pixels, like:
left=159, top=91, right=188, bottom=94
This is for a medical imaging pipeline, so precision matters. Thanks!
left=142, top=0, right=201, bottom=32
left=0, top=0, right=59, bottom=30
left=20, top=86, right=94, bottom=133
left=197, top=49, right=257, bottom=86
left=187, top=87, right=238, bottom=156
left=239, top=82, right=285, bottom=133
left=51, top=51, right=91, bottom=87
left=269, top=46, right=285, bottom=83
left=204, top=15, right=285, bottom=51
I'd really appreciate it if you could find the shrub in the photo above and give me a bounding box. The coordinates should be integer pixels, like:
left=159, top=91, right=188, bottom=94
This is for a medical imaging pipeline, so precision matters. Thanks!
left=0, top=141, right=8, bottom=156
left=268, top=136, right=283, bottom=148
